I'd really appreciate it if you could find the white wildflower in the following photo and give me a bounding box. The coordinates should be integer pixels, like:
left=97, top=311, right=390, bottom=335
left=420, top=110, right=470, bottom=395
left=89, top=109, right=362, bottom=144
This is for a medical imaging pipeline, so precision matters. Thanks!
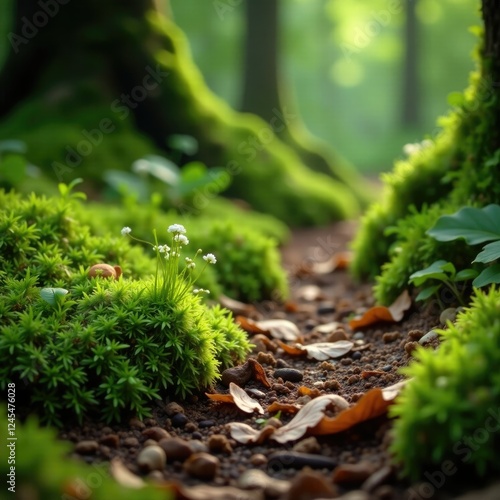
left=185, top=257, right=196, bottom=269
left=203, top=253, right=217, bottom=264
left=168, top=224, right=186, bottom=234
left=153, top=244, right=170, bottom=253
left=174, top=234, right=189, bottom=245
left=121, top=226, right=132, bottom=236
left=193, top=288, right=210, bottom=295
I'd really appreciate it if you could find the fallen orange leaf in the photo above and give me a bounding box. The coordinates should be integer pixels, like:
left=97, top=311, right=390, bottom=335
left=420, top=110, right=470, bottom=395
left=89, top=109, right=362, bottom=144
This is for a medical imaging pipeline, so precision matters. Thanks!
left=298, top=386, right=321, bottom=398
left=206, top=383, right=264, bottom=414
left=276, top=339, right=307, bottom=356
left=309, top=380, right=408, bottom=435
left=248, top=358, right=271, bottom=388
left=312, top=251, right=353, bottom=274
left=267, top=401, right=301, bottom=414
left=206, top=393, right=234, bottom=404
left=236, top=316, right=266, bottom=334
left=349, top=290, right=411, bottom=330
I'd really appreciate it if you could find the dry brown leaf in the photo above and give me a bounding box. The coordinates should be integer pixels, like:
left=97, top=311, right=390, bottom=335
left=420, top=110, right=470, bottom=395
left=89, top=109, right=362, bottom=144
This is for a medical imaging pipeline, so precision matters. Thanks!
left=219, top=295, right=255, bottom=316
left=110, top=458, right=145, bottom=489
left=312, top=322, right=341, bottom=335
left=309, top=380, right=408, bottom=436
left=229, top=382, right=264, bottom=414
left=276, top=339, right=307, bottom=356
left=311, top=251, right=353, bottom=274
left=255, top=319, right=301, bottom=341
left=227, top=422, right=276, bottom=445
left=271, top=394, right=349, bottom=444
left=206, top=392, right=235, bottom=404
left=166, top=481, right=263, bottom=500
left=267, top=401, right=301, bottom=414
left=248, top=358, right=271, bottom=388
left=236, top=316, right=266, bottom=334
left=298, top=386, right=321, bottom=398
left=349, top=290, right=411, bottom=330
left=301, top=341, right=353, bottom=361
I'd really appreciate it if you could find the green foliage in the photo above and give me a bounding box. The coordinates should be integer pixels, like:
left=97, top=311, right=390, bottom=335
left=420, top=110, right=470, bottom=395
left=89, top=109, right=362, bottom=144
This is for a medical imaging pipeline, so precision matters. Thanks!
left=408, top=260, right=477, bottom=305
left=0, top=406, right=167, bottom=499
left=0, top=189, right=251, bottom=424
left=390, top=288, right=500, bottom=480
left=427, top=205, right=500, bottom=287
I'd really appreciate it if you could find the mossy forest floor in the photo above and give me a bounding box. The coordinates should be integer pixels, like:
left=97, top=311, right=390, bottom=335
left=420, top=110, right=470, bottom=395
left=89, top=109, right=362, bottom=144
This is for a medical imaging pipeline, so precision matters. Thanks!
left=42, top=222, right=496, bottom=500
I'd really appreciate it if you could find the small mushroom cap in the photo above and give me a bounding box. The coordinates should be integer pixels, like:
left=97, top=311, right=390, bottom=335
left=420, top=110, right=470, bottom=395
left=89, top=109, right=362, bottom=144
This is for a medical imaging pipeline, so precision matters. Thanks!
left=89, top=264, right=120, bottom=279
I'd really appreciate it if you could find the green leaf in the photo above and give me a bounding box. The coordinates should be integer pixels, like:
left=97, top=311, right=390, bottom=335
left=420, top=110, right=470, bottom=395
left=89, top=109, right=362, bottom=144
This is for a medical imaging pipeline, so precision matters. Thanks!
left=40, top=288, right=69, bottom=306
left=473, top=241, right=500, bottom=264
left=167, top=134, right=198, bottom=156
left=132, top=155, right=180, bottom=185
left=454, top=269, right=479, bottom=282
left=472, top=265, right=500, bottom=288
left=409, top=260, right=456, bottom=286
left=427, top=205, right=500, bottom=244
left=104, top=170, right=148, bottom=201
left=415, top=285, right=440, bottom=302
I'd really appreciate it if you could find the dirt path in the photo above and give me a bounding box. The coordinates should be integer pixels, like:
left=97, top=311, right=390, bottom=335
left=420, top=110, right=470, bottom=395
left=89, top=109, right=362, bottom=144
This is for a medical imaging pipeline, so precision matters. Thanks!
left=60, top=222, right=496, bottom=499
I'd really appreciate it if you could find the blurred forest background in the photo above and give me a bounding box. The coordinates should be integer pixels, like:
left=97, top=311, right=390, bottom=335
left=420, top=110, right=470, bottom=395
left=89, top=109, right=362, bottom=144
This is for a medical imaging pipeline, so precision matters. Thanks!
left=169, top=0, right=479, bottom=174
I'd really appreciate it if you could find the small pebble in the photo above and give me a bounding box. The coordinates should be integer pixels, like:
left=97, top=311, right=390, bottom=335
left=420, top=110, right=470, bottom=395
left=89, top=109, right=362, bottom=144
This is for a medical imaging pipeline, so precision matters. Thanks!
left=440, top=307, right=458, bottom=325
left=192, top=431, right=202, bottom=440
left=142, top=427, right=170, bottom=441
left=404, top=341, right=419, bottom=355
left=293, top=437, right=321, bottom=454
left=382, top=365, right=392, bottom=372
left=332, top=462, right=376, bottom=484
left=257, top=351, right=277, bottom=366
left=184, top=452, right=220, bottom=480
left=341, top=358, right=353, bottom=366
left=238, top=469, right=289, bottom=496
left=276, top=359, right=290, bottom=368
left=327, top=329, right=348, bottom=342
left=158, top=437, right=193, bottom=462
left=285, top=468, right=338, bottom=499
left=271, top=383, right=290, bottom=394
left=268, top=451, right=337, bottom=470
left=348, top=375, right=360, bottom=385
left=99, top=434, right=119, bottom=448
left=75, top=440, right=99, bottom=455
left=274, top=368, right=303, bottom=383
left=317, top=303, right=336, bottom=314
left=408, top=329, right=424, bottom=341
left=221, top=362, right=253, bottom=387
left=164, top=402, right=184, bottom=416
left=137, top=445, right=166, bottom=472
left=129, top=417, right=146, bottom=430
left=382, top=332, right=400, bottom=343
left=353, top=332, right=365, bottom=340
left=250, top=454, right=268, bottom=466
left=247, top=388, right=266, bottom=399
left=352, top=351, right=362, bottom=360
left=123, top=437, right=140, bottom=448
left=198, top=419, right=215, bottom=428
left=171, top=413, right=189, bottom=428
left=208, top=434, right=233, bottom=454
left=419, top=330, right=439, bottom=345
left=189, top=439, right=209, bottom=454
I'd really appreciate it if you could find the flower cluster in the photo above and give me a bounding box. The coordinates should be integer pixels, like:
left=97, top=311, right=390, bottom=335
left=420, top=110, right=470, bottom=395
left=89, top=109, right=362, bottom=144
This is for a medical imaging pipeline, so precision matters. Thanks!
left=122, top=224, right=216, bottom=300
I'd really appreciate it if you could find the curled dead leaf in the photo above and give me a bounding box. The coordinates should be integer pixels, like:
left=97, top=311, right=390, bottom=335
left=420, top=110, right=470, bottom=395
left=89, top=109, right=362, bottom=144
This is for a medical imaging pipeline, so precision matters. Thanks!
left=248, top=358, right=271, bottom=388
left=267, top=401, right=301, bottom=414
left=206, top=383, right=264, bottom=414
left=310, top=380, right=408, bottom=436
left=206, top=393, right=234, bottom=404
left=349, top=290, right=411, bottom=330
left=110, top=458, right=144, bottom=489
left=276, top=340, right=353, bottom=361
left=228, top=422, right=276, bottom=445
left=254, top=319, right=301, bottom=341
left=311, top=251, right=353, bottom=274
left=236, top=316, right=265, bottom=334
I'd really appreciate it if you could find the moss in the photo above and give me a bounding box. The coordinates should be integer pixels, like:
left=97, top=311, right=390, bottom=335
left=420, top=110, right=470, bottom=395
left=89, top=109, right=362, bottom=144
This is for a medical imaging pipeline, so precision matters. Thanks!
left=0, top=406, right=166, bottom=499
left=0, top=189, right=251, bottom=425
left=390, top=288, right=500, bottom=480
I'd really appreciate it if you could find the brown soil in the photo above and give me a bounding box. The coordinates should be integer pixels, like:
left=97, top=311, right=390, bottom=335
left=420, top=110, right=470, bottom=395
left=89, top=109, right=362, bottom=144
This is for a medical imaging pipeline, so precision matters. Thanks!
left=58, top=222, right=496, bottom=500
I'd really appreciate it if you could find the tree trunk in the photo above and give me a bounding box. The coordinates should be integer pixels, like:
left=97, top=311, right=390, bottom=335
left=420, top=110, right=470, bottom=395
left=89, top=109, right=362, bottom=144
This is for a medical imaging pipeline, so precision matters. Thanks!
left=401, top=0, right=419, bottom=126
left=0, top=0, right=365, bottom=225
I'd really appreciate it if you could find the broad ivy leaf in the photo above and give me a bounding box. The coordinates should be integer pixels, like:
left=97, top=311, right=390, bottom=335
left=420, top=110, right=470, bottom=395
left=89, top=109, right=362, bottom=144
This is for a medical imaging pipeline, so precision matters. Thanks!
left=409, top=260, right=456, bottom=286
left=40, top=287, right=69, bottom=305
left=415, top=285, right=440, bottom=302
left=454, top=268, right=479, bottom=281
left=473, top=240, right=500, bottom=264
left=427, top=205, right=500, bottom=244
left=472, top=265, right=500, bottom=288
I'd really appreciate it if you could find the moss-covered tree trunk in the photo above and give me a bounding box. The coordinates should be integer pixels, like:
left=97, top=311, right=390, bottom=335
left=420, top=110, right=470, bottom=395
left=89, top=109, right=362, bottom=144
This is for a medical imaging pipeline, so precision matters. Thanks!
left=352, top=0, right=500, bottom=303
left=0, top=0, right=366, bottom=226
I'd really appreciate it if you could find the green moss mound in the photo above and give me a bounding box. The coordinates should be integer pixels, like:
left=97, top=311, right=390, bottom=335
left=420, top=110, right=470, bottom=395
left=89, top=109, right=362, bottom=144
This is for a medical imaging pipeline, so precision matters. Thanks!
left=0, top=406, right=166, bottom=499
left=352, top=61, right=500, bottom=304
left=76, top=198, right=289, bottom=302
left=0, top=189, right=252, bottom=424
left=390, top=288, right=500, bottom=480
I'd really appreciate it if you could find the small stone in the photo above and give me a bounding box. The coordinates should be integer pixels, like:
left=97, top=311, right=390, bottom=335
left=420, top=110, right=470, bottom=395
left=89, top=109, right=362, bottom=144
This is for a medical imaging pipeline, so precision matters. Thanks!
left=347, top=375, right=360, bottom=385
left=382, top=331, right=400, bottom=343
left=99, top=434, right=119, bottom=448
left=238, top=469, right=289, bottom=496
left=408, top=329, right=424, bottom=341
left=247, top=388, right=266, bottom=399
left=192, top=431, right=203, bottom=440
left=142, top=427, right=170, bottom=442
left=171, top=413, right=189, bottom=428
left=250, top=454, right=267, bottom=466
left=189, top=439, right=209, bottom=454
left=184, top=452, right=220, bottom=480
left=292, top=437, right=321, bottom=454
left=158, top=437, right=193, bottom=461
left=129, top=417, right=146, bottom=430
left=276, top=359, right=290, bottom=368
left=274, top=368, right=303, bottom=383
left=257, top=351, right=277, bottom=366
left=317, top=302, right=336, bottom=315
left=341, top=358, right=353, bottom=366
left=268, top=451, right=337, bottom=470
left=137, top=445, right=166, bottom=472
left=319, top=361, right=336, bottom=371
left=353, top=332, right=365, bottom=340
left=440, top=307, right=458, bottom=325
left=221, top=361, right=253, bottom=387
left=419, top=330, right=439, bottom=345
left=324, top=379, right=341, bottom=391
left=123, top=437, right=140, bottom=448
left=75, top=440, right=99, bottom=454
left=198, top=419, right=215, bottom=428
left=327, top=329, right=348, bottom=342
left=271, top=383, right=290, bottom=394
left=185, top=422, right=197, bottom=433
left=332, top=462, right=376, bottom=485
left=143, top=439, right=158, bottom=447
left=164, top=402, right=184, bottom=416
left=208, top=434, right=233, bottom=454
left=284, top=468, right=337, bottom=500
left=352, top=351, right=362, bottom=360
left=381, top=365, right=392, bottom=372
